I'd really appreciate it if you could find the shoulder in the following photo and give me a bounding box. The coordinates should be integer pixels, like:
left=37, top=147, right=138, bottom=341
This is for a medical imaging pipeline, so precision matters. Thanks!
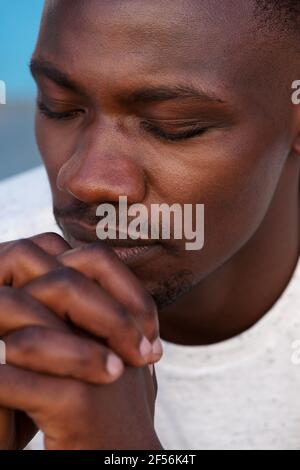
left=0, top=166, right=59, bottom=242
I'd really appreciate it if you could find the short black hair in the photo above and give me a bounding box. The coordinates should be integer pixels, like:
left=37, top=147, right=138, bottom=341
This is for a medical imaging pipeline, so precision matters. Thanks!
left=256, top=0, right=300, bottom=31
left=257, top=0, right=300, bottom=14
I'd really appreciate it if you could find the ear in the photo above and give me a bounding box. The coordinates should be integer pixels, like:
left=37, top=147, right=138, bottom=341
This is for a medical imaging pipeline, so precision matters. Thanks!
left=291, top=80, right=300, bottom=155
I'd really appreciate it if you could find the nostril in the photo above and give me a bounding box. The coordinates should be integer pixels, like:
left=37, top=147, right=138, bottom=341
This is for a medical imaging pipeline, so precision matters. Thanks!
left=56, top=162, right=69, bottom=192
left=56, top=157, right=80, bottom=193
left=55, top=151, right=147, bottom=204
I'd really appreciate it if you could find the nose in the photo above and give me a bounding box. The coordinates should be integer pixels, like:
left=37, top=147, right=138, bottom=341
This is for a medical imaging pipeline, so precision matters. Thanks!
left=56, top=123, right=146, bottom=205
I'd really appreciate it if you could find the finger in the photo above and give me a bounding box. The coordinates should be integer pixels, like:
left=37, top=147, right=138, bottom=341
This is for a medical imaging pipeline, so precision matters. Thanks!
left=0, top=364, right=74, bottom=415
left=0, top=365, right=158, bottom=450
left=28, top=233, right=71, bottom=256
left=59, top=244, right=161, bottom=358
left=0, top=286, right=69, bottom=336
left=4, top=325, right=124, bottom=385
left=24, top=267, right=153, bottom=367
left=0, top=233, right=70, bottom=258
left=0, top=239, right=61, bottom=287
left=0, top=407, right=14, bottom=449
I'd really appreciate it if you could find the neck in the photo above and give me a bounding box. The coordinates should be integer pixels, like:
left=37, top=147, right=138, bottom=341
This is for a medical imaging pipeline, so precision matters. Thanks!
left=159, top=157, right=300, bottom=346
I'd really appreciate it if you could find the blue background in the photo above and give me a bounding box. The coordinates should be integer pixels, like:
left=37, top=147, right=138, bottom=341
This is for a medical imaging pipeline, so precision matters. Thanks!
left=0, top=0, right=44, bottom=100
left=0, top=0, right=44, bottom=180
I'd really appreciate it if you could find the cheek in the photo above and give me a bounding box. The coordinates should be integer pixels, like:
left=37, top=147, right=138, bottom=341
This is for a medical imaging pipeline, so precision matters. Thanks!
left=35, top=116, right=76, bottom=197
left=203, top=135, right=288, bottom=266
left=148, top=125, right=289, bottom=279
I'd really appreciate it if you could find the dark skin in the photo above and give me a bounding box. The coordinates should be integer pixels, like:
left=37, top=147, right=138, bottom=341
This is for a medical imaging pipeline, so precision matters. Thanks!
left=0, top=234, right=160, bottom=449
left=1, top=0, right=300, bottom=449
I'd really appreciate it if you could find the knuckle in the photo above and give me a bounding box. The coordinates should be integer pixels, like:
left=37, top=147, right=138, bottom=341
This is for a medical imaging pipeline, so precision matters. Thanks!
left=54, top=267, right=83, bottom=290
left=136, top=294, right=158, bottom=338
left=82, top=242, right=115, bottom=263
left=114, top=304, right=132, bottom=330
left=74, top=343, right=108, bottom=381
left=8, top=238, right=36, bottom=257
left=0, top=240, right=11, bottom=254
left=76, top=342, right=98, bottom=369
left=34, top=232, right=68, bottom=248
left=0, top=286, right=25, bottom=305
left=38, top=232, right=64, bottom=243
left=8, top=326, right=40, bottom=356
left=139, top=293, right=158, bottom=321
left=0, top=285, right=13, bottom=299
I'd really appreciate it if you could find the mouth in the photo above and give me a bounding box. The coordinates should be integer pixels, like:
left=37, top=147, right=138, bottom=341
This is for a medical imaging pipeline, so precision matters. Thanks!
left=61, top=220, right=163, bottom=266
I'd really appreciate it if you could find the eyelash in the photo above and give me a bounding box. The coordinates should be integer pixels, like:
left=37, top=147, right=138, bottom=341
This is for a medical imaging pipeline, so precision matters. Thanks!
left=140, top=121, right=208, bottom=142
left=38, top=102, right=84, bottom=121
left=37, top=101, right=209, bottom=142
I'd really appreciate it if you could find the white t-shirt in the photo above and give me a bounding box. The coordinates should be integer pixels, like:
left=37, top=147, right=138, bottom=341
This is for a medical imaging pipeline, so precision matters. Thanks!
left=1, top=166, right=300, bottom=450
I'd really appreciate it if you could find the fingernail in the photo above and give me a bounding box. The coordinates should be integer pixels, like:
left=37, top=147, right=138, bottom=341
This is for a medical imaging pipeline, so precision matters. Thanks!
left=139, top=336, right=153, bottom=358
left=152, top=338, right=163, bottom=357
left=106, top=353, right=123, bottom=376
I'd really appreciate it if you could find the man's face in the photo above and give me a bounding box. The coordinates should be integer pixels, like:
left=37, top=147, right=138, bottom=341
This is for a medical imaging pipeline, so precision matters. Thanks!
left=31, top=0, right=296, bottom=309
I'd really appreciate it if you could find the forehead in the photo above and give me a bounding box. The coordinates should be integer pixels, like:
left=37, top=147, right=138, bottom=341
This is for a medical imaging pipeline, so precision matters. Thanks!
left=34, top=0, right=284, bottom=105
left=37, top=0, right=258, bottom=69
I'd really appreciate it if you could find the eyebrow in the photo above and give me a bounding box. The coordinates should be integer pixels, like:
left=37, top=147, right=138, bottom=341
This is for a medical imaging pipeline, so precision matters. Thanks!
left=30, top=58, right=225, bottom=105
left=120, top=85, right=225, bottom=107
left=30, top=59, right=84, bottom=94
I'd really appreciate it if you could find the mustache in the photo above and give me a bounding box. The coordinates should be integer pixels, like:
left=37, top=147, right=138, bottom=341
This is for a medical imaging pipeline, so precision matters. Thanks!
left=54, top=201, right=109, bottom=226
left=54, top=201, right=154, bottom=232
left=53, top=201, right=185, bottom=250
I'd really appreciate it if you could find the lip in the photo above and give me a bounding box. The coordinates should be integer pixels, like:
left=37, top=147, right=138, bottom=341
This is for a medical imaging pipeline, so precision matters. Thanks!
left=61, top=220, right=163, bottom=265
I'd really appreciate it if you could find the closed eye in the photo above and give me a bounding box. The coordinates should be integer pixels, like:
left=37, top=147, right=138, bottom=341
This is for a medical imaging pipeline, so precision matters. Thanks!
left=37, top=101, right=85, bottom=121
left=38, top=100, right=217, bottom=141
left=141, top=120, right=211, bottom=142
